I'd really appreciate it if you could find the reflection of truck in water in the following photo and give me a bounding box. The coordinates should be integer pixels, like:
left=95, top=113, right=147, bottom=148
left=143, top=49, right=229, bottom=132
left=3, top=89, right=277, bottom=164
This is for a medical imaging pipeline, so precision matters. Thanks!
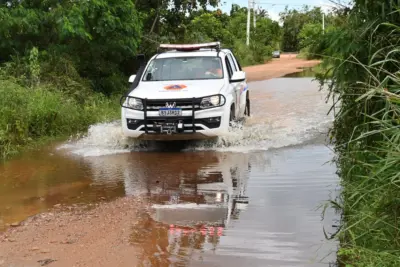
left=86, top=151, right=251, bottom=228
left=84, top=151, right=251, bottom=265
left=146, top=152, right=251, bottom=229
left=124, top=152, right=251, bottom=266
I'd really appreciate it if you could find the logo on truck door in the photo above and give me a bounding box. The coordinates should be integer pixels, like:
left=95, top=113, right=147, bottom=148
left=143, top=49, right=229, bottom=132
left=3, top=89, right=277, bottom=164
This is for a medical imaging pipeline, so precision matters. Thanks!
left=240, top=84, right=248, bottom=95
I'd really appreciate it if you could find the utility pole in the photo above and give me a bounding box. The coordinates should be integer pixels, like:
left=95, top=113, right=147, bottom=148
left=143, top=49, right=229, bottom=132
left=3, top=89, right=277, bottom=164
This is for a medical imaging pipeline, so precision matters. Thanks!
left=246, top=0, right=251, bottom=46
left=253, top=0, right=257, bottom=28
left=322, top=12, right=325, bottom=34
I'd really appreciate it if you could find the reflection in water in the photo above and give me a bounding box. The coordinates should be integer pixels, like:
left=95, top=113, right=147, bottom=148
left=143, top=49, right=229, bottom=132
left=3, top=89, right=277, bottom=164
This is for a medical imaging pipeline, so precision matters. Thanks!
left=76, top=148, right=336, bottom=267
left=0, top=146, right=125, bottom=230
left=70, top=151, right=251, bottom=266
left=0, top=144, right=338, bottom=266
left=130, top=212, right=224, bottom=267
left=97, top=146, right=337, bottom=267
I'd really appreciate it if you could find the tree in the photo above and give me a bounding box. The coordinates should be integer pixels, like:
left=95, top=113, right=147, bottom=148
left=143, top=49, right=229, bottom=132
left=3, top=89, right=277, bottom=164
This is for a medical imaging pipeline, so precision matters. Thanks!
left=279, top=6, right=323, bottom=52
left=0, top=0, right=143, bottom=94
left=185, top=13, right=230, bottom=43
left=299, top=23, right=322, bottom=49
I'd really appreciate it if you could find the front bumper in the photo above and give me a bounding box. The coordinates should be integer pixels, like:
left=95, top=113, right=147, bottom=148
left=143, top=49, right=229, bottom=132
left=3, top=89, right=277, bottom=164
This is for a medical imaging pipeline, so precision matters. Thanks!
left=136, top=133, right=215, bottom=141
left=121, top=96, right=229, bottom=140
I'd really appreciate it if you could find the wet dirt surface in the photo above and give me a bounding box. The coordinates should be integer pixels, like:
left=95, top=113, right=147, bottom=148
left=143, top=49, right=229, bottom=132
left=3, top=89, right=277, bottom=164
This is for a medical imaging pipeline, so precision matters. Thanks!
left=0, top=58, right=339, bottom=267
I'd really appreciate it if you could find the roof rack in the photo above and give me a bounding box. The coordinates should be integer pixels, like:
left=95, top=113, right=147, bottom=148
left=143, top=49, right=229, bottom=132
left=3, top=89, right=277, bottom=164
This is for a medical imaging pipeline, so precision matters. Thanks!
left=158, top=42, right=221, bottom=52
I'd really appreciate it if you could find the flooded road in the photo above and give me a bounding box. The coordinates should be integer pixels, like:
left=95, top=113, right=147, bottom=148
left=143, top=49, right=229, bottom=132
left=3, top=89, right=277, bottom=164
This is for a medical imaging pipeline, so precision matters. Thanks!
left=0, top=77, right=339, bottom=266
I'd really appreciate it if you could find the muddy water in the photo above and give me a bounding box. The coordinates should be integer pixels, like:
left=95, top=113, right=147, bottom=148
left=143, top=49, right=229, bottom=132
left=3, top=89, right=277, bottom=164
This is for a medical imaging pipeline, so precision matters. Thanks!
left=282, top=67, right=316, bottom=78
left=0, top=77, right=339, bottom=266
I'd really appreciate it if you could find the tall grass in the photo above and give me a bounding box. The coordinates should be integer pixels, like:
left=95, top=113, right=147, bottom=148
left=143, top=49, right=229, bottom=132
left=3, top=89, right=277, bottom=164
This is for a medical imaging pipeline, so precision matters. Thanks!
left=320, top=18, right=400, bottom=266
left=333, top=77, right=400, bottom=266
left=0, top=47, right=121, bottom=159
left=0, top=79, right=119, bottom=159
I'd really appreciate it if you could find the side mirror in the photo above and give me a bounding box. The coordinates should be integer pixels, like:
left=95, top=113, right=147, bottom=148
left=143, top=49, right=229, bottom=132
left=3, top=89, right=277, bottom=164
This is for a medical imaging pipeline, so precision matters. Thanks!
left=137, top=54, right=145, bottom=62
left=128, top=75, right=136, bottom=83
left=230, top=71, right=246, bottom=83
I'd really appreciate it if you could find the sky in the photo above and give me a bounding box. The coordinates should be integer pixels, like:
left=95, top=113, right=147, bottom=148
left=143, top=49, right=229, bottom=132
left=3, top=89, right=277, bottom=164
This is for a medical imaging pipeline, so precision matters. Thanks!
left=216, top=0, right=334, bottom=22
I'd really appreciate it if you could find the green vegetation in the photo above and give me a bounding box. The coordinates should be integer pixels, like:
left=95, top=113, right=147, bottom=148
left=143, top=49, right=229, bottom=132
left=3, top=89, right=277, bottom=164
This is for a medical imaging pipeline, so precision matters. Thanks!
left=280, top=6, right=324, bottom=53
left=310, top=1, right=400, bottom=266
left=279, top=5, right=337, bottom=57
left=139, top=3, right=281, bottom=66
left=0, top=79, right=119, bottom=158
left=0, top=0, right=142, bottom=159
left=279, top=5, right=347, bottom=59
left=0, top=46, right=119, bottom=159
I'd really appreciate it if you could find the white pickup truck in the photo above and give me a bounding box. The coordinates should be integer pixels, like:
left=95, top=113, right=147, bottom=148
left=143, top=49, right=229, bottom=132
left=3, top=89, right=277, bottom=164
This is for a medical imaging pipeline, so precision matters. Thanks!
left=120, top=42, right=250, bottom=141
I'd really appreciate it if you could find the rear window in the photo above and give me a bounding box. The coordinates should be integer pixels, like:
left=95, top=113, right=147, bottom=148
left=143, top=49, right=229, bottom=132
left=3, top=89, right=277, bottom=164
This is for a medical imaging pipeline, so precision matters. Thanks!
left=142, top=56, right=224, bottom=81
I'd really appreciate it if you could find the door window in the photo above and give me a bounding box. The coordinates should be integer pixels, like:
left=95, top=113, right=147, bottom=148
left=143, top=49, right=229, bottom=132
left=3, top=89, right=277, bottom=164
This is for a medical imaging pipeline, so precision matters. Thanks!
left=225, top=57, right=233, bottom=78
left=231, top=54, right=242, bottom=71
left=227, top=53, right=238, bottom=72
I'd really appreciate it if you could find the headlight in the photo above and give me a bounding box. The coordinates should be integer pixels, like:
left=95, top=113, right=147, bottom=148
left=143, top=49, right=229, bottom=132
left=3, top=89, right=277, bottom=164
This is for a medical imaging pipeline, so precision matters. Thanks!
left=126, top=97, right=143, bottom=110
left=200, top=95, right=226, bottom=109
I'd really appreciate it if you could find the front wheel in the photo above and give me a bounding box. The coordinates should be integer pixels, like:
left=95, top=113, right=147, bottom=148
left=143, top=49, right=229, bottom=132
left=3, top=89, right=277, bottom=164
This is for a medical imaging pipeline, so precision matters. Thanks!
left=229, top=105, right=235, bottom=127
left=244, top=98, right=250, bottom=117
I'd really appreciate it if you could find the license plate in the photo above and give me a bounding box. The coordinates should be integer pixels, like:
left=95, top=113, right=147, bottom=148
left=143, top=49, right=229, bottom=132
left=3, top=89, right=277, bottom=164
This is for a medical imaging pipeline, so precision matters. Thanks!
left=159, top=108, right=182, bottom=116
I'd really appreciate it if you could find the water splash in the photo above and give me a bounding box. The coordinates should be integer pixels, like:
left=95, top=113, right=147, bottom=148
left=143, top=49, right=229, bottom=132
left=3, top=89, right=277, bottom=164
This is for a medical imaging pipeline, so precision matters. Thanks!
left=59, top=78, right=334, bottom=156
left=186, top=114, right=332, bottom=152
left=58, top=121, right=145, bottom=157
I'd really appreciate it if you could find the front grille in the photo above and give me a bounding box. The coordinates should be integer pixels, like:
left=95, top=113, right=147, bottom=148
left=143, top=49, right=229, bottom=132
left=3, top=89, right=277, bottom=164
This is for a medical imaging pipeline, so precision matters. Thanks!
left=145, top=99, right=202, bottom=111
left=126, top=117, right=221, bottom=132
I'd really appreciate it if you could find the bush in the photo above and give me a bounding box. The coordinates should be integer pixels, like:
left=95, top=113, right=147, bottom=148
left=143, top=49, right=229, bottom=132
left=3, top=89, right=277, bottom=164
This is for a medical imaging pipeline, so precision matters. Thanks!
left=0, top=79, right=118, bottom=159
left=231, top=41, right=272, bottom=67
left=318, top=9, right=400, bottom=265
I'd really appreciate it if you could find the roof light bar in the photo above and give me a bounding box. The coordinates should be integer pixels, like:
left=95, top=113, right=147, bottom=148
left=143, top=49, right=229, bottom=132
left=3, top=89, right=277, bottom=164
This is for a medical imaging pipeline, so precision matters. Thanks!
left=159, top=42, right=221, bottom=51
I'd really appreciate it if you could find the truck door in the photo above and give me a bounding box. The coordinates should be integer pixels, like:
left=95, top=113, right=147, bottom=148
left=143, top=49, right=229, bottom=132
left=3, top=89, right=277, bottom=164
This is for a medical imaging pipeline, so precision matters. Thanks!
left=227, top=53, right=246, bottom=118
left=225, top=56, right=240, bottom=119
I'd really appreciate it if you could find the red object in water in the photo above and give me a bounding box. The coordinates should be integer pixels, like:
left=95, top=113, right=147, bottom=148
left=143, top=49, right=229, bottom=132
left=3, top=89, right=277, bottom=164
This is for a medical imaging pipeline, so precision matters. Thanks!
left=168, top=225, right=225, bottom=237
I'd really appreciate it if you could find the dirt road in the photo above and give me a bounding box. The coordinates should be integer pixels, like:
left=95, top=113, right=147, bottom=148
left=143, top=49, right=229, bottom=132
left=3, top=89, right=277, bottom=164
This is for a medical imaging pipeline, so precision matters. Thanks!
left=0, top=199, right=143, bottom=267
left=0, top=56, right=333, bottom=267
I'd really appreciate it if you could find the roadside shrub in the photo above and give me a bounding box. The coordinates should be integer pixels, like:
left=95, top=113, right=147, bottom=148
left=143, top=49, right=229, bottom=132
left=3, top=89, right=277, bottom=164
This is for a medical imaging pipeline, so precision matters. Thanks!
left=319, top=14, right=400, bottom=266
left=0, top=79, right=118, bottom=159
left=232, top=41, right=271, bottom=67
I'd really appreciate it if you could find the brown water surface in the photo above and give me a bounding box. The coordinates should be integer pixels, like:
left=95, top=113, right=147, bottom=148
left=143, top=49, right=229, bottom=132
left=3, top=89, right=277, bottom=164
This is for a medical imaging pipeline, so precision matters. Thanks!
left=0, top=77, right=339, bottom=266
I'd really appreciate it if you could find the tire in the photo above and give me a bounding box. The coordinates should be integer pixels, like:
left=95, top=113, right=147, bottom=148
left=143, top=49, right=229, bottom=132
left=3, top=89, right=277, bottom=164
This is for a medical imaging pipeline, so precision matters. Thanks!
left=244, top=98, right=250, bottom=117
left=229, top=105, right=235, bottom=126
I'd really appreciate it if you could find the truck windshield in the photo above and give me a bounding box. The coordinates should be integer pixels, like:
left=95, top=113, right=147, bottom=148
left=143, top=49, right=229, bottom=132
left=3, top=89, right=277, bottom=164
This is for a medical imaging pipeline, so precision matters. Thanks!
left=142, top=56, right=223, bottom=81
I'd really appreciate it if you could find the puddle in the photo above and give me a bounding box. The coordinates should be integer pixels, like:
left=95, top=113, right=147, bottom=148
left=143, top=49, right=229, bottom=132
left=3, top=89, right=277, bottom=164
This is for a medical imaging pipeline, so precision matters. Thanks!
left=0, top=77, right=338, bottom=266
left=283, top=67, right=317, bottom=78
left=127, top=146, right=339, bottom=266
